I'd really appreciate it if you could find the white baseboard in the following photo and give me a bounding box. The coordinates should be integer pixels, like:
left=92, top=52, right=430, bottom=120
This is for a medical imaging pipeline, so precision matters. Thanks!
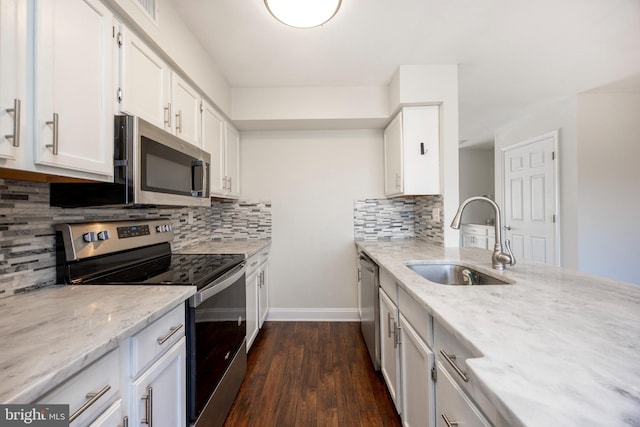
left=265, top=308, right=360, bottom=322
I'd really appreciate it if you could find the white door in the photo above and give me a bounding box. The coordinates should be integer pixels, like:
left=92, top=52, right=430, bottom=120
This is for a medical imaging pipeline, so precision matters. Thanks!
left=258, top=262, right=269, bottom=328
left=171, top=73, right=200, bottom=146
left=379, top=289, right=401, bottom=413
left=245, top=267, right=259, bottom=351
left=120, top=28, right=170, bottom=130
left=225, top=123, right=241, bottom=198
left=502, top=131, right=558, bottom=264
left=0, top=0, right=25, bottom=163
left=201, top=101, right=226, bottom=195
left=34, top=0, right=114, bottom=178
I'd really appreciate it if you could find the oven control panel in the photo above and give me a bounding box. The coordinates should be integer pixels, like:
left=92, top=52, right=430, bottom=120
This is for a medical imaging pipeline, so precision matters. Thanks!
left=55, top=219, right=174, bottom=261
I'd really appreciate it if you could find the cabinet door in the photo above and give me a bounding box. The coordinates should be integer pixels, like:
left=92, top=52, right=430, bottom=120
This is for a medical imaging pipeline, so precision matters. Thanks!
left=225, top=123, right=241, bottom=198
left=384, top=111, right=403, bottom=196
left=0, top=0, right=26, bottom=164
left=201, top=101, right=226, bottom=196
left=380, top=289, right=401, bottom=413
left=120, top=28, right=171, bottom=130
left=436, top=363, right=491, bottom=427
left=258, top=261, right=269, bottom=328
left=34, top=0, right=114, bottom=178
left=171, top=73, right=200, bottom=146
left=133, top=338, right=186, bottom=427
left=246, top=268, right=259, bottom=351
left=400, top=314, right=435, bottom=427
left=402, top=106, right=440, bottom=195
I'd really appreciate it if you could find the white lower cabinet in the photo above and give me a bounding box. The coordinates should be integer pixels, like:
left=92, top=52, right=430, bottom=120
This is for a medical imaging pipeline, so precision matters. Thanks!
left=36, top=349, right=122, bottom=427
left=399, top=314, right=435, bottom=427
left=246, top=247, right=271, bottom=351
left=379, top=288, right=401, bottom=413
left=436, top=363, right=491, bottom=427
left=132, top=338, right=186, bottom=427
left=88, top=399, right=126, bottom=427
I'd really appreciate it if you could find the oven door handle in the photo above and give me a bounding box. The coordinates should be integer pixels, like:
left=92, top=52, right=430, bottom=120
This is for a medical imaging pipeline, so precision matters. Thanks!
left=191, top=262, right=246, bottom=307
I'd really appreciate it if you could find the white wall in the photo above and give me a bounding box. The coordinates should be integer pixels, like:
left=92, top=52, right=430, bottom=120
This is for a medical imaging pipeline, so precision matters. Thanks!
left=577, top=93, right=640, bottom=285
left=494, top=97, right=578, bottom=268
left=240, top=129, right=384, bottom=320
left=459, top=147, right=495, bottom=224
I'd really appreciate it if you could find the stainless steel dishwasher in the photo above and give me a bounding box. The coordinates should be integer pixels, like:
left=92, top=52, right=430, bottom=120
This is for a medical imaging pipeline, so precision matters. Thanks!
left=359, top=253, right=380, bottom=370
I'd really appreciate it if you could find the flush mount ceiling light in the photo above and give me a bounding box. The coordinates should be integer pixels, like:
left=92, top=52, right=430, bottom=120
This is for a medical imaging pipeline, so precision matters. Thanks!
left=264, top=0, right=342, bottom=29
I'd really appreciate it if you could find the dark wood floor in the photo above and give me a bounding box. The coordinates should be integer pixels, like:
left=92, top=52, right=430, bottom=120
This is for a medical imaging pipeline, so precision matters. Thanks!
left=223, top=322, right=402, bottom=427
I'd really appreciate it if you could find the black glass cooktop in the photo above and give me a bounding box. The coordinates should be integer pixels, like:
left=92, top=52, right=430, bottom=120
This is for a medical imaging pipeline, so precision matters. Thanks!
left=80, top=253, right=245, bottom=290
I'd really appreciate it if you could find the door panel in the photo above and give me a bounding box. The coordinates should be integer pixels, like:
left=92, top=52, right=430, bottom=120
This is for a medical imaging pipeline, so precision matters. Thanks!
left=503, top=131, right=558, bottom=265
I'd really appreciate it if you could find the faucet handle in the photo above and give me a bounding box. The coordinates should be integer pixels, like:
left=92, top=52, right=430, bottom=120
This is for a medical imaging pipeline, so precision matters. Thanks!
left=504, top=239, right=516, bottom=266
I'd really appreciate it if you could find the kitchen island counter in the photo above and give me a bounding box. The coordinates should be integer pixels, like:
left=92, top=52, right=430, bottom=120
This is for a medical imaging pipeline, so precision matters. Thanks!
left=356, top=239, right=640, bottom=427
left=0, top=285, right=195, bottom=404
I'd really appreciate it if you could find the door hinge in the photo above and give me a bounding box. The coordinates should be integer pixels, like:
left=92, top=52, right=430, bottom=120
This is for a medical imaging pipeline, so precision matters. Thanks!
left=200, top=101, right=204, bottom=113
left=116, top=32, right=123, bottom=47
left=552, top=214, right=557, bottom=223
left=431, top=365, right=437, bottom=382
left=117, top=88, right=123, bottom=103
left=552, top=151, right=556, bottom=160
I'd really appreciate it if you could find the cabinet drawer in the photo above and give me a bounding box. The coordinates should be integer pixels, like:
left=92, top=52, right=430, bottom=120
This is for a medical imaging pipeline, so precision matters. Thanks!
left=461, top=225, right=489, bottom=236
left=398, top=286, right=433, bottom=347
left=379, top=268, right=397, bottom=304
left=131, top=304, right=185, bottom=377
left=37, top=349, right=120, bottom=427
left=436, top=363, right=491, bottom=427
left=434, top=320, right=478, bottom=395
left=258, top=246, right=271, bottom=265
left=246, top=253, right=260, bottom=275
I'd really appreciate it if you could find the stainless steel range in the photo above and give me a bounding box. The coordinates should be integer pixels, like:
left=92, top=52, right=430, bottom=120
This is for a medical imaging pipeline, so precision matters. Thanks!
left=55, top=218, right=247, bottom=427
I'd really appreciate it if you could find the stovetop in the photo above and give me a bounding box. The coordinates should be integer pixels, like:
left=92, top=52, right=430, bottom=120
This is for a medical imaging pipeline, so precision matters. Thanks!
left=79, top=252, right=245, bottom=290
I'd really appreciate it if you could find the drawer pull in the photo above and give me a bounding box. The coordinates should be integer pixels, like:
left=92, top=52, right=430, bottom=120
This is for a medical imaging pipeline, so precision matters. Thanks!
left=157, top=323, right=183, bottom=345
left=141, top=385, right=153, bottom=426
left=45, top=113, right=59, bottom=155
left=69, top=384, right=111, bottom=422
left=440, top=350, right=469, bottom=382
left=4, top=98, right=21, bottom=147
left=442, top=413, right=459, bottom=427
left=118, top=416, right=129, bottom=427
left=387, top=312, right=394, bottom=338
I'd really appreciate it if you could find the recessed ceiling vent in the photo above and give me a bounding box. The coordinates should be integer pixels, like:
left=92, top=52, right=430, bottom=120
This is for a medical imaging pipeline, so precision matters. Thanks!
left=133, top=0, right=158, bottom=22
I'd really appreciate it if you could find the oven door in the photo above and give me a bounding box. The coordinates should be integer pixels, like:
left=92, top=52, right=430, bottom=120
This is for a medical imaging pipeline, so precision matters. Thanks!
left=186, top=263, right=247, bottom=427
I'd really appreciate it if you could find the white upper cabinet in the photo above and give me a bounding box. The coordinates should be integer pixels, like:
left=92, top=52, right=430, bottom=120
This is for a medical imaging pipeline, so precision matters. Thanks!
left=171, top=73, right=201, bottom=147
left=119, top=27, right=171, bottom=130
left=384, top=106, right=440, bottom=197
left=119, top=27, right=201, bottom=147
left=33, top=0, right=114, bottom=179
left=0, top=0, right=26, bottom=165
left=201, top=100, right=240, bottom=199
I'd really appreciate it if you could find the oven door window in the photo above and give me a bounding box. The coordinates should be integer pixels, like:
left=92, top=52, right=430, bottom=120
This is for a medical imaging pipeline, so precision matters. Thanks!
left=141, top=136, right=196, bottom=196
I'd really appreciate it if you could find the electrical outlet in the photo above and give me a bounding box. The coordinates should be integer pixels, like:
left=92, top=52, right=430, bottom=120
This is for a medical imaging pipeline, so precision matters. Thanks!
left=432, top=207, right=441, bottom=222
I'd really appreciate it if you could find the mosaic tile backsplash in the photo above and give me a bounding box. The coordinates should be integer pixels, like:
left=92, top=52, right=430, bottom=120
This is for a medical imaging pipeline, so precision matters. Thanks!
left=353, top=195, right=444, bottom=244
left=0, top=179, right=271, bottom=298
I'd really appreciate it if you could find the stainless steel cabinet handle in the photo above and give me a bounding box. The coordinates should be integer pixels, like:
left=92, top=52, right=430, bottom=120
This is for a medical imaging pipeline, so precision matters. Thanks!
left=387, top=312, right=394, bottom=338
left=176, top=110, right=182, bottom=133
left=164, top=103, right=171, bottom=128
left=227, top=176, right=232, bottom=192
left=4, top=98, right=21, bottom=147
left=68, top=384, right=111, bottom=422
left=141, top=385, right=153, bottom=426
left=118, top=416, right=129, bottom=427
left=442, top=413, right=459, bottom=427
left=440, top=350, right=469, bottom=382
left=45, top=113, right=59, bottom=155
left=395, top=173, right=401, bottom=190
left=156, top=323, right=183, bottom=345
left=394, top=324, right=401, bottom=348
left=504, top=225, right=512, bottom=230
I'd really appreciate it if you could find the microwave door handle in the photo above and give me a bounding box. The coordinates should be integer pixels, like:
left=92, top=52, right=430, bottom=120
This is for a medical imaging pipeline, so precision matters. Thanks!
left=191, top=160, right=204, bottom=197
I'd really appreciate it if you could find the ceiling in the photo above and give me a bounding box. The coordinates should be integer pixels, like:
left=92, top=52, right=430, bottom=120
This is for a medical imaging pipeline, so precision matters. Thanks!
left=172, top=0, right=640, bottom=147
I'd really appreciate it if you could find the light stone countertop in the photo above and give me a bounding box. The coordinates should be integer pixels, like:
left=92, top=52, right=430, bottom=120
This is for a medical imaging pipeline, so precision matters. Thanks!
left=0, top=285, right=195, bottom=404
left=176, top=239, right=271, bottom=258
left=355, top=239, right=640, bottom=427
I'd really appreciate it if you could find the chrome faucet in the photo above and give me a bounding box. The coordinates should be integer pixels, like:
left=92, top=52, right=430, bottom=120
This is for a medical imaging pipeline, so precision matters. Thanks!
left=450, top=196, right=516, bottom=270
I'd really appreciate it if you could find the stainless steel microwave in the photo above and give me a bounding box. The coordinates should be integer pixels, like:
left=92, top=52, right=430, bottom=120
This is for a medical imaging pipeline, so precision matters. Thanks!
left=51, top=115, right=211, bottom=208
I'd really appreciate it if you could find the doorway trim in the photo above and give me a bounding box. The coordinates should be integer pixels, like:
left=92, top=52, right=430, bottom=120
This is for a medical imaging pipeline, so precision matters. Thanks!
left=500, top=130, right=561, bottom=265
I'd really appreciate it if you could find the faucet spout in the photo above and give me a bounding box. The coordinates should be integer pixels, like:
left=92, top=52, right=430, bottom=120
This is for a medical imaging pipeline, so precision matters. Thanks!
left=450, top=196, right=516, bottom=270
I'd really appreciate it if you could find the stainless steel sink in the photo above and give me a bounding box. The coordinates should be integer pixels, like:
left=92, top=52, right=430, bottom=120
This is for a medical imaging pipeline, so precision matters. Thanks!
left=405, top=261, right=514, bottom=285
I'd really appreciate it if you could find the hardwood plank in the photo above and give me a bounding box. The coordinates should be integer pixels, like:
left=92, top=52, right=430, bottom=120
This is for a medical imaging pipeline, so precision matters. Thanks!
left=223, top=322, right=402, bottom=427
